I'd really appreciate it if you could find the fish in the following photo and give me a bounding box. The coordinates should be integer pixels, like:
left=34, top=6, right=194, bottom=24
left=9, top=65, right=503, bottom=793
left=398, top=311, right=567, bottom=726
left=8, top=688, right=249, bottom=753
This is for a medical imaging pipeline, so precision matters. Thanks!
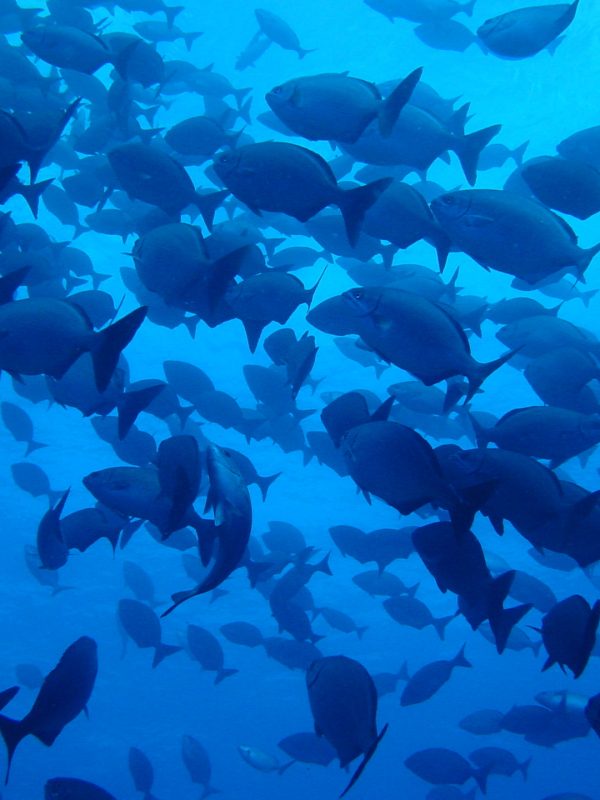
left=186, top=624, right=238, bottom=684
left=128, top=746, right=157, bottom=800
left=400, top=645, right=472, bottom=705
left=213, top=142, right=392, bottom=246
left=431, top=189, right=600, bottom=284
left=306, top=655, right=388, bottom=796
left=540, top=595, right=600, bottom=678
left=266, top=68, right=422, bottom=143
left=0, top=400, right=46, bottom=455
left=0, top=298, right=147, bottom=392
left=117, top=598, right=182, bottom=668
left=45, top=777, right=117, bottom=800
left=181, top=735, right=219, bottom=798
left=405, top=747, right=488, bottom=792
left=0, top=637, right=98, bottom=782
left=477, top=1, right=579, bottom=58
left=254, top=9, right=314, bottom=58
left=238, top=745, right=293, bottom=773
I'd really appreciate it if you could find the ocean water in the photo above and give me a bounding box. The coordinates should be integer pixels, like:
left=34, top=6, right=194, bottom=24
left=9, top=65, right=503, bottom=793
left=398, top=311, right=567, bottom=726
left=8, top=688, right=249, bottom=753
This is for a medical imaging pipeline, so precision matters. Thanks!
left=0, top=1, right=599, bottom=798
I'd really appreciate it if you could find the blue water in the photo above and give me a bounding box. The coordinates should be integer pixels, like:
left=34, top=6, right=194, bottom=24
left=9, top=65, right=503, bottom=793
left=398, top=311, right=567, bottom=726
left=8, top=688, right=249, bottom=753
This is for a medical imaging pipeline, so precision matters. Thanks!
left=1, top=1, right=599, bottom=798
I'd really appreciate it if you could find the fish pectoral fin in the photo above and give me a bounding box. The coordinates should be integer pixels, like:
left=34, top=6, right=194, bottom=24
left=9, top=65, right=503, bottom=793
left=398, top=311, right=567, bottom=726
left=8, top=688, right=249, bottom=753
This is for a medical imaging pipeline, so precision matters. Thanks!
left=339, top=723, right=389, bottom=798
left=462, top=213, right=494, bottom=228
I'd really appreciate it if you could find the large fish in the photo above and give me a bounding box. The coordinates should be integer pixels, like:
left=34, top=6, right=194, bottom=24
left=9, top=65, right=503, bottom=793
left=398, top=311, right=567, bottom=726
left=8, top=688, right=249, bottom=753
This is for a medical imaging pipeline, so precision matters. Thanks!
left=0, top=297, right=146, bottom=392
left=266, top=68, right=422, bottom=142
left=213, top=142, right=391, bottom=246
left=0, top=637, right=98, bottom=782
left=306, top=655, right=388, bottom=797
left=162, top=444, right=252, bottom=614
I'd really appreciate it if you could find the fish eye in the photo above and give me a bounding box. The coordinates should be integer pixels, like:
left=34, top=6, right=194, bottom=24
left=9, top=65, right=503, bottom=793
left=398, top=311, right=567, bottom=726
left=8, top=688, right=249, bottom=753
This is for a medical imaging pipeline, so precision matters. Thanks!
left=349, top=289, right=363, bottom=299
left=272, top=85, right=282, bottom=94
left=441, top=195, right=456, bottom=205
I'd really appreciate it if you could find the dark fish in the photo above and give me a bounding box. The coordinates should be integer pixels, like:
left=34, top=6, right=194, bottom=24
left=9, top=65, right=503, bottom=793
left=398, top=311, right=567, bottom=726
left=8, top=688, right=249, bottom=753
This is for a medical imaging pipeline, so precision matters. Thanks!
left=469, top=746, right=530, bottom=780
left=0, top=401, right=46, bottom=455
left=123, top=561, right=160, bottom=607
left=219, top=621, right=264, bottom=648
left=21, top=24, right=111, bottom=73
left=306, top=655, right=388, bottom=797
left=11, top=462, right=64, bottom=506
left=520, top=156, right=600, bottom=220
left=405, top=748, right=488, bottom=792
left=262, top=636, right=322, bottom=671
left=365, top=0, right=476, bottom=23
left=431, top=189, right=600, bottom=284
left=414, top=19, right=478, bottom=52
left=316, top=607, right=368, bottom=639
left=353, top=570, right=418, bottom=598
left=165, top=115, right=241, bottom=158
left=181, top=734, right=219, bottom=798
left=540, top=595, right=600, bottom=678
left=255, top=8, right=314, bottom=58
left=45, top=777, right=117, bottom=800
left=118, top=598, right=181, bottom=668
left=213, top=142, right=391, bottom=246
left=400, top=645, right=471, bottom=706
left=558, top=125, right=600, bottom=170
left=187, top=624, right=238, bottom=684
left=341, top=103, right=500, bottom=186
left=108, top=143, right=227, bottom=227
left=477, top=1, right=579, bottom=58
left=0, top=298, right=147, bottom=392
left=24, top=545, right=71, bottom=595
left=459, top=709, right=504, bottom=736
left=309, top=288, right=514, bottom=400
left=383, top=595, right=454, bottom=639
left=163, top=444, right=252, bottom=613
left=129, top=746, right=156, bottom=800
left=266, top=68, right=422, bottom=143
left=36, top=490, right=69, bottom=570
left=0, top=637, right=98, bottom=782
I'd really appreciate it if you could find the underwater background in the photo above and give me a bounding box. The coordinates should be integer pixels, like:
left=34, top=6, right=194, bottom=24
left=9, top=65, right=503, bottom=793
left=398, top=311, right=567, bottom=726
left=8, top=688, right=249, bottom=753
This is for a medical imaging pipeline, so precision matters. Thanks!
left=0, top=0, right=599, bottom=798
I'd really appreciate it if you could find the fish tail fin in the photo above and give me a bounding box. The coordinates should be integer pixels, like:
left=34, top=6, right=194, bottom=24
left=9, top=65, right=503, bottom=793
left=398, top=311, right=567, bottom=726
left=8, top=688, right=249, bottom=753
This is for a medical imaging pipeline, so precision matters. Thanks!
left=512, top=140, right=529, bottom=166
left=520, top=757, right=532, bottom=781
left=467, top=411, right=490, bottom=449
left=91, top=306, right=147, bottom=392
left=578, top=241, right=600, bottom=275
left=490, top=599, right=532, bottom=655
left=474, top=765, right=489, bottom=794
left=234, top=87, right=252, bottom=107
left=183, top=32, right=202, bottom=51
left=0, top=688, right=18, bottom=713
left=339, top=723, right=388, bottom=798
left=163, top=4, right=184, bottom=26
left=215, top=668, right=238, bottom=684
left=117, top=383, right=165, bottom=439
left=337, top=177, right=392, bottom=246
left=407, top=582, right=420, bottom=598
left=455, top=123, right=502, bottom=186
left=305, top=266, right=328, bottom=308
left=19, top=177, right=52, bottom=218
left=161, top=588, right=199, bottom=618
left=466, top=347, right=518, bottom=401
left=378, top=66, right=422, bottom=137
left=25, top=440, right=47, bottom=456
left=152, top=642, right=183, bottom=668
left=194, top=189, right=229, bottom=230
left=433, top=614, right=455, bottom=640
left=453, top=643, right=472, bottom=669
left=431, top=229, right=451, bottom=272
left=255, top=471, right=282, bottom=501
left=315, top=552, right=333, bottom=576
left=356, top=625, right=368, bottom=639
left=298, top=47, right=316, bottom=59
left=461, top=0, right=477, bottom=15
left=238, top=95, right=253, bottom=124
left=398, top=661, right=410, bottom=681
left=0, top=714, right=25, bottom=784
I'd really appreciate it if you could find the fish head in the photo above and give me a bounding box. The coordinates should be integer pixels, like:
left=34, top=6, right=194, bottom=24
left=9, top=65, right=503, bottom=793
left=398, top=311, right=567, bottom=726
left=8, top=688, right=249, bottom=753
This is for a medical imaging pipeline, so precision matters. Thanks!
left=341, top=287, right=380, bottom=318
left=430, top=191, right=472, bottom=225
left=477, top=12, right=514, bottom=40
left=83, top=467, right=135, bottom=505
left=266, top=80, right=300, bottom=113
left=213, top=148, right=242, bottom=183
